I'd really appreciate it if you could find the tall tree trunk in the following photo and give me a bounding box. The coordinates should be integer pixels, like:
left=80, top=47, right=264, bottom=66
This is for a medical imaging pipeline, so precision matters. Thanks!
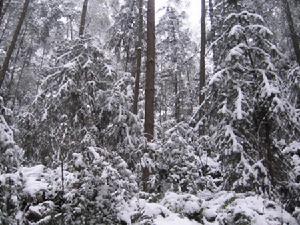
left=0, top=0, right=30, bottom=89
left=133, top=0, right=144, bottom=115
left=144, top=0, right=155, bottom=140
left=142, top=0, right=155, bottom=192
left=199, top=0, right=206, bottom=105
left=282, top=0, right=300, bottom=65
left=79, top=0, right=88, bottom=37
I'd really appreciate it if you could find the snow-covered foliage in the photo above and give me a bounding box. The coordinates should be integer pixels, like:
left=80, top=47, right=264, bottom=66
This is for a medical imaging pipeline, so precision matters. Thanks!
left=18, top=38, right=142, bottom=165
left=0, top=147, right=138, bottom=225
left=199, top=5, right=300, bottom=200
left=0, top=97, right=23, bottom=173
left=117, top=191, right=297, bottom=225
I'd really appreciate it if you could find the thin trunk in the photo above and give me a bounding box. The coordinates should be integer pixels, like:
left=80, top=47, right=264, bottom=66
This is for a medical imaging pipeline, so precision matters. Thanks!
left=174, top=70, right=180, bottom=122
left=79, top=0, right=88, bottom=37
left=0, top=0, right=3, bottom=21
left=7, top=25, right=27, bottom=99
left=144, top=0, right=155, bottom=140
left=208, top=0, right=217, bottom=70
left=0, top=0, right=30, bottom=89
left=133, top=0, right=144, bottom=115
left=142, top=0, right=155, bottom=192
left=199, top=0, right=206, bottom=105
left=282, top=0, right=300, bottom=65
left=124, top=40, right=131, bottom=72
left=13, top=43, right=32, bottom=111
left=69, top=18, right=73, bottom=40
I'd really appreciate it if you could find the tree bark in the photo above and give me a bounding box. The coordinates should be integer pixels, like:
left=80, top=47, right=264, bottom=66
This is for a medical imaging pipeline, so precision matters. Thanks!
left=282, top=0, right=300, bottom=65
left=79, top=0, right=88, bottom=37
left=199, top=0, right=206, bottom=105
left=0, top=0, right=30, bottom=89
left=144, top=0, right=155, bottom=140
left=142, top=0, right=155, bottom=192
left=133, top=0, right=144, bottom=115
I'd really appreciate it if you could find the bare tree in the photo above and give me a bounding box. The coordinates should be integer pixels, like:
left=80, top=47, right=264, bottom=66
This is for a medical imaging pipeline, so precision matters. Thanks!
left=79, top=0, right=89, bottom=37
left=133, top=0, right=144, bottom=115
left=0, top=0, right=30, bottom=89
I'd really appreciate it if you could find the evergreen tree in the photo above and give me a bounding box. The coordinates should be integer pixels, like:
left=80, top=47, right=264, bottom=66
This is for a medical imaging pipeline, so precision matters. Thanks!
left=201, top=3, right=300, bottom=197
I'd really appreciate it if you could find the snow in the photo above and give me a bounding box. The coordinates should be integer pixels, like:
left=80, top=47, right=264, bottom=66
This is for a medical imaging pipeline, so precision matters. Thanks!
left=0, top=115, right=14, bottom=148
left=21, top=165, right=48, bottom=196
left=224, top=125, right=242, bottom=154
left=248, top=24, right=273, bottom=37
left=259, top=69, right=280, bottom=97
left=161, top=192, right=201, bottom=215
left=72, top=153, right=86, bottom=169
left=229, top=24, right=244, bottom=39
left=199, top=191, right=298, bottom=225
left=225, top=43, right=247, bottom=62
left=154, top=214, right=200, bottom=225
left=209, top=69, right=227, bottom=85
left=234, top=86, right=244, bottom=120
left=225, top=11, right=264, bottom=24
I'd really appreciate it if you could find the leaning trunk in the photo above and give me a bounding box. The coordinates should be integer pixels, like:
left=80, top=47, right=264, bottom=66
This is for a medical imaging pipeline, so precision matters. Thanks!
left=0, top=0, right=30, bottom=89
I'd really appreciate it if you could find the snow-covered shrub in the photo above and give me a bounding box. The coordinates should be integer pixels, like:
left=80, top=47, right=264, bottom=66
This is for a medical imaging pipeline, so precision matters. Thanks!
left=0, top=165, right=62, bottom=225
left=199, top=191, right=298, bottom=225
left=0, top=97, right=23, bottom=173
left=0, top=147, right=138, bottom=225
left=156, top=122, right=202, bottom=194
left=161, top=192, right=202, bottom=222
left=63, top=147, right=138, bottom=224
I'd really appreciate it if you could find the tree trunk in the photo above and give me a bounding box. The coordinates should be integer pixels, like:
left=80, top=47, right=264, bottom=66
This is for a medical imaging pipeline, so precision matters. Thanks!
left=133, top=0, right=144, bottom=115
left=0, top=0, right=30, bottom=89
left=142, top=0, right=155, bottom=192
left=174, top=70, right=180, bottom=122
left=79, top=0, right=88, bottom=37
left=144, top=0, right=155, bottom=140
left=0, top=0, right=3, bottom=21
left=282, top=0, right=300, bottom=65
left=208, top=0, right=217, bottom=70
left=199, top=0, right=206, bottom=105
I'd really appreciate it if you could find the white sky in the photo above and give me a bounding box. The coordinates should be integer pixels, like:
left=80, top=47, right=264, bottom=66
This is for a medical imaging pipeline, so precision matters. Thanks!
left=156, top=0, right=201, bottom=37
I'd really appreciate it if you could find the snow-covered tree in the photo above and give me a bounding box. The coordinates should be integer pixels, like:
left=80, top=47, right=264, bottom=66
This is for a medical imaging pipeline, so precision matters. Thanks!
left=19, top=38, right=143, bottom=166
left=199, top=6, right=300, bottom=197
left=156, top=5, right=197, bottom=123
